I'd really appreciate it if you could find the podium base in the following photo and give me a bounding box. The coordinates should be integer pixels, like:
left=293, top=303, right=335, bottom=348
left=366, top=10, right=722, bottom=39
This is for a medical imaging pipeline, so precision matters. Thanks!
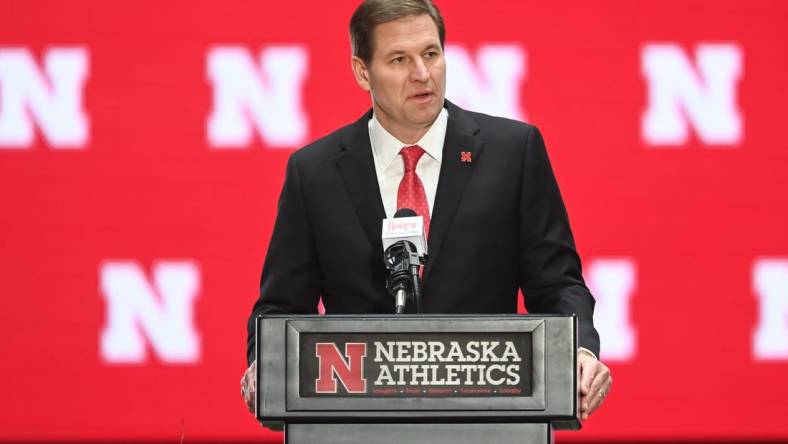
left=285, top=423, right=552, bottom=444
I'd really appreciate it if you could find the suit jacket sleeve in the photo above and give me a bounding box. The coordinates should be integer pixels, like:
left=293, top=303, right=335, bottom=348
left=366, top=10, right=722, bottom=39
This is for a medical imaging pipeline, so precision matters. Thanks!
left=519, top=126, right=600, bottom=357
left=246, top=154, right=321, bottom=365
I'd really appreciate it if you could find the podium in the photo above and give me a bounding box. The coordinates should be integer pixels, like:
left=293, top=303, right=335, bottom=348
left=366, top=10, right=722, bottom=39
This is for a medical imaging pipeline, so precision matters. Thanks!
left=255, top=314, right=580, bottom=444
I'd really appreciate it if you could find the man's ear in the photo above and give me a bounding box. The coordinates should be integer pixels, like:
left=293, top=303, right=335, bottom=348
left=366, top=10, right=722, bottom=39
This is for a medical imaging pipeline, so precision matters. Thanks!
left=351, top=56, right=371, bottom=92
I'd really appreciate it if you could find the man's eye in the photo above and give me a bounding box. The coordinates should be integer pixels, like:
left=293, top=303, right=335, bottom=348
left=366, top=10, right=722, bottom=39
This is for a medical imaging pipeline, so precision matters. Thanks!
left=391, top=57, right=405, bottom=64
left=424, top=51, right=438, bottom=59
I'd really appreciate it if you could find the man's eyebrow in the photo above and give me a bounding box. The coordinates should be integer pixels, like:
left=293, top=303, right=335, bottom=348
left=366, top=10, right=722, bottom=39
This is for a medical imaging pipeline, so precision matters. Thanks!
left=383, top=49, right=406, bottom=58
left=382, top=43, right=440, bottom=59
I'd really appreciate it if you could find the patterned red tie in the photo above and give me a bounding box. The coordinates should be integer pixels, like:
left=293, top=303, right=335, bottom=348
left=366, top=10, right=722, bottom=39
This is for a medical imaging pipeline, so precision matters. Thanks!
left=397, top=145, right=430, bottom=237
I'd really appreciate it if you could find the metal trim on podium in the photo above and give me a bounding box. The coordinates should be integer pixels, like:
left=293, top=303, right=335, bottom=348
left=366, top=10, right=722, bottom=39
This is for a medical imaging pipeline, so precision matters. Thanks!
left=256, top=314, right=579, bottom=444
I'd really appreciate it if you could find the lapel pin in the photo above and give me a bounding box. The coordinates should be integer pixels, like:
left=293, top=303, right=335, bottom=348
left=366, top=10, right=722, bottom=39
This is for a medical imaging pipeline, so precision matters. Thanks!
left=460, top=151, right=472, bottom=163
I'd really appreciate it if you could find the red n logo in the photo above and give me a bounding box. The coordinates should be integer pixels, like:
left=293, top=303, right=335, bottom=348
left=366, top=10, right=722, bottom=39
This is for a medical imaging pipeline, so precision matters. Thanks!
left=315, top=342, right=367, bottom=393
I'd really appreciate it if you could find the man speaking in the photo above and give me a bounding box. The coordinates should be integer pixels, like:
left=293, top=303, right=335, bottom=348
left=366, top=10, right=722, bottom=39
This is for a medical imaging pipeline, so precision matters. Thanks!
left=241, top=0, right=612, bottom=422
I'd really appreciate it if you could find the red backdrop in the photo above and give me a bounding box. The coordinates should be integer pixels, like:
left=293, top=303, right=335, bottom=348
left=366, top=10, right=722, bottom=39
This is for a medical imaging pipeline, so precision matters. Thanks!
left=1, top=0, right=787, bottom=441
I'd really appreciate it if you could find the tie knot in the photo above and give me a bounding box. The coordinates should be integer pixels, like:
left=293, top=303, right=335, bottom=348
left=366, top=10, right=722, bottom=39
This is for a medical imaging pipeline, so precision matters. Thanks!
left=400, top=145, right=426, bottom=173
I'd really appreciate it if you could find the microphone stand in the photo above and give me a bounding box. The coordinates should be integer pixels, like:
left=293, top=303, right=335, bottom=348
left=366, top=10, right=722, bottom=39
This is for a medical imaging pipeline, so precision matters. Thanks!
left=410, top=261, right=423, bottom=314
left=403, top=241, right=424, bottom=314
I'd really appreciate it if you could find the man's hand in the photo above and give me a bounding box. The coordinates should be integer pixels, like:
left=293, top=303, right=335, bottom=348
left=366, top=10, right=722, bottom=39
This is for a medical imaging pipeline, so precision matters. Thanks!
left=240, top=361, right=257, bottom=415
left=577, top=350, right=611, bottom=421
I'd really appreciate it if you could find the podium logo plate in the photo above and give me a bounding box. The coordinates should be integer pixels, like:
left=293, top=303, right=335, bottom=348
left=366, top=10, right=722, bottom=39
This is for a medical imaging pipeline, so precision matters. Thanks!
left=299, top=332, right=532, bottom=398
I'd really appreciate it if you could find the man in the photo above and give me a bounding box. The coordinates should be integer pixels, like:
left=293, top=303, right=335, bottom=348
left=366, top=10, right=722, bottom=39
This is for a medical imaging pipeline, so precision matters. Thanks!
left=241, top=0, right=611, bottom=422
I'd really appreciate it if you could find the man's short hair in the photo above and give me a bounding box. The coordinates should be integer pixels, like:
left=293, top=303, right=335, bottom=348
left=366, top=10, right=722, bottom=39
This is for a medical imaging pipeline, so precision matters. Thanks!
left=349, top=0, right=446, bottom=64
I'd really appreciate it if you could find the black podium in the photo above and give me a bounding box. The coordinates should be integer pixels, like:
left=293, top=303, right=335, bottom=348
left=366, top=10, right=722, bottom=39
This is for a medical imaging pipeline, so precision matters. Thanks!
left=255, top=314, right=580, bottom=444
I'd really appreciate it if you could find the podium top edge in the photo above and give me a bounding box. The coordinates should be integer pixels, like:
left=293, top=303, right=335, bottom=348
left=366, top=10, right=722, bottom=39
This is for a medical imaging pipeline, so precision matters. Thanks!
left=257, top=314, right=577, bottom=319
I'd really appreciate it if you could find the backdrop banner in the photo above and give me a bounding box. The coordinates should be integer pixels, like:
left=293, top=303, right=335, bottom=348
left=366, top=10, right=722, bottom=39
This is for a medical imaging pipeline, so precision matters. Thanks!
left=1, top=0, right=787, bottom=441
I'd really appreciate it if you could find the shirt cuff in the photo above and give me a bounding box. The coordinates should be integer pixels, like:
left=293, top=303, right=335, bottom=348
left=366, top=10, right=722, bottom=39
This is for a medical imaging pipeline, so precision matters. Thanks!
left=578, top=347, right=597, bottom=360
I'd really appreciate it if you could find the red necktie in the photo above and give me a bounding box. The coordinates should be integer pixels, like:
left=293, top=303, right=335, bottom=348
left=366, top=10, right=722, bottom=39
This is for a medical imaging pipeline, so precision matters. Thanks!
left=397, top=145, right=430, bottom=237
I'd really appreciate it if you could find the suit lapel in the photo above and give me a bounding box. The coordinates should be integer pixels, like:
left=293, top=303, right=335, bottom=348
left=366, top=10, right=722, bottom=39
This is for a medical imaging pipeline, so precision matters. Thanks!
left=336, top=110, right=387, bottom=252
left=424, top=102, right=485, bottom=281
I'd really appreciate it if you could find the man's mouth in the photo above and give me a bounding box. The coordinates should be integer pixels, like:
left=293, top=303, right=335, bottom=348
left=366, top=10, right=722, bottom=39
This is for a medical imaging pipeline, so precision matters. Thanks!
left=412, top=91, right=433, bottom=101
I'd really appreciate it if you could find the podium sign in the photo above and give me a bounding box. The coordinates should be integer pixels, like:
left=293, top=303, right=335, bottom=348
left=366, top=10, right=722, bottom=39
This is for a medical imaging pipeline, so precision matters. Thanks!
left=256, top=315, right=579, bottom=444
left=299, top=331, right=532, bottom=398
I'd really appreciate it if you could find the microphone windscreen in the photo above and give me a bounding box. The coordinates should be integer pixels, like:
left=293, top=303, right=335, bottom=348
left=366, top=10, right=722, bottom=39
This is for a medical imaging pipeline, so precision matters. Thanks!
left=394, top=208, right=417, bottom=218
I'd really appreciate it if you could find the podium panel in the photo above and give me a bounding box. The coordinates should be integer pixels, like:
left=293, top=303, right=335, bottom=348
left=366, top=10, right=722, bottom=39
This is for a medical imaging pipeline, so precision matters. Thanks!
left=256, top=314, right=578, bottom=443
left=286, top=423, right=552, bottom=444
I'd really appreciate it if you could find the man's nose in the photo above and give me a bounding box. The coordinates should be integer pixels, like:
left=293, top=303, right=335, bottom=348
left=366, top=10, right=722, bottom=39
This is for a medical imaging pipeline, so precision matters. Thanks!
left=409, top=59, right=429, bottom=82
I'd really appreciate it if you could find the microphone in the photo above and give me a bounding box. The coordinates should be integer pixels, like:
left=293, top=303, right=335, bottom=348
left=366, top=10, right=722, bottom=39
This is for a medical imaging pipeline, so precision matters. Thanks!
left=382, top=209, right=427, bottom=314
left=394, top=209, right=417, bottom=217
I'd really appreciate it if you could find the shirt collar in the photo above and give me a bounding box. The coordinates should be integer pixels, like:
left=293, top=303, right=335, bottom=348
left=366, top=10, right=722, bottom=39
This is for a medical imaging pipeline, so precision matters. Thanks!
left=369, top=107, right=448, bottom=173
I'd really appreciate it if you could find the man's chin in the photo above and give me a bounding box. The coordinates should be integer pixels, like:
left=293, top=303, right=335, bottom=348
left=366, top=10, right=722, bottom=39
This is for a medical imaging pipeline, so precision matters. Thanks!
left=408, top=102, right=443, bottom=125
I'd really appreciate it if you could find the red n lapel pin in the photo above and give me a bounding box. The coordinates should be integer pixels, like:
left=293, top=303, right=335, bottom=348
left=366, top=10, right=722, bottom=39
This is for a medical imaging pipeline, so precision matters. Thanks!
left=460, top=151, right=472, bottom=163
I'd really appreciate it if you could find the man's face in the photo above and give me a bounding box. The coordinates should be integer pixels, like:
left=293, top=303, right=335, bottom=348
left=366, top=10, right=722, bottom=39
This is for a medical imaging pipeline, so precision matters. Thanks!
left=352, top=14, right=446, bottom=142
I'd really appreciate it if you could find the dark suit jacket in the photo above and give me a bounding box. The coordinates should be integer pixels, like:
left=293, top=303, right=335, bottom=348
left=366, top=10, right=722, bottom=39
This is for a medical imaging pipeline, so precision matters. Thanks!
left=246, top=101, right=599, bottom=365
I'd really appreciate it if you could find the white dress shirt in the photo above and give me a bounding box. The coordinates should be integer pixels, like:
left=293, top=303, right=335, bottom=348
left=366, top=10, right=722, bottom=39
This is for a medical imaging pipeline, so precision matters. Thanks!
left=368, top=108, right=448, bottom=218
